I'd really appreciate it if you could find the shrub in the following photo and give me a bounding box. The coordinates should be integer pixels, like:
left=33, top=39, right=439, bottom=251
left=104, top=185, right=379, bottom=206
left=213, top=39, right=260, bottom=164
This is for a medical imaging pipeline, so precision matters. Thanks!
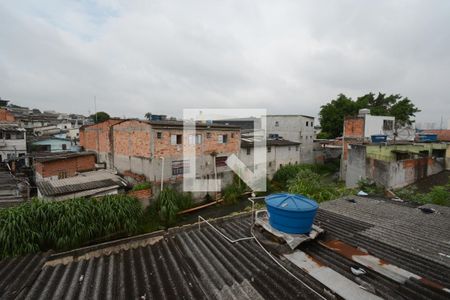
left=287, top=169, right=353, bottom=202
left=223, top=175, right=247, bottom=205
left=132, top=182, right=152, bottom=191
left=155, top=188, right=193, bottom=225
left=272, top=163, right=339, bottom=189
left=0, top=195, right=143, bottom=258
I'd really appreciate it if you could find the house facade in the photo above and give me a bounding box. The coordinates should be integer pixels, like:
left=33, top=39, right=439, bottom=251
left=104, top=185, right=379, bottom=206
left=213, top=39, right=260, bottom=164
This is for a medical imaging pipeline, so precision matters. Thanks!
left=0, top=123, right=27, bottom=163
left=266, top=115, right=315, bottom=163
left=239, top=139, right=300, bottom=179
left=80, top=119, right=241, bottom=194
left=34, top=151, right=96, bottom=181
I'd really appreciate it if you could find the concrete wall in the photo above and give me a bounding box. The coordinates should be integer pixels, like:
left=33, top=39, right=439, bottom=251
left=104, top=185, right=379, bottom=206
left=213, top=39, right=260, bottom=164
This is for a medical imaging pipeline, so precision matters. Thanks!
left=239, top=144, right=300, bottom=179
left=364, top=115, right=395, bottom=139
left=346, top=143, right=448, bottom=189
left=266, top=115, right=315, bottom=163
left=345, top=144, right=367, bottom=187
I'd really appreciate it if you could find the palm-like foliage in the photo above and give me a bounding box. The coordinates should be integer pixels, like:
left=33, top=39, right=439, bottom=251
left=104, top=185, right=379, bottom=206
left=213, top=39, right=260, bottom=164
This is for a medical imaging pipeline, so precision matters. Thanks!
left=0, top=195, right=143, bottom=258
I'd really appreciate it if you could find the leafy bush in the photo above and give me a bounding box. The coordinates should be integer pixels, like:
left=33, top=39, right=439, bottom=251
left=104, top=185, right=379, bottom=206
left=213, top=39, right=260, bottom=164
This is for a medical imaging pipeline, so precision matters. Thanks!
left=424, top=185, right=450, bottom=206
left=0, top=195, right=143, bottom=258
left=287, top=169, right=353, bottom=202
left=155, top=188, right=193, bottom=225
left=223, top=176, right=247, bottom=205
left=396, top=183, right=450, bottom=206
left=272, top=163, right=339, bottom=189
left=132, top=182, right=152, bottom=191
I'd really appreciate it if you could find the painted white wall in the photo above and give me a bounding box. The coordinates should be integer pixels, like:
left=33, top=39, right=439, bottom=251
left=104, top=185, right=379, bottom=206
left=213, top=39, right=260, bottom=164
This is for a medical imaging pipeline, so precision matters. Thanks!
left=239, top=144, right=300, bottom=179
left=266, top=115, right=315, bottom=163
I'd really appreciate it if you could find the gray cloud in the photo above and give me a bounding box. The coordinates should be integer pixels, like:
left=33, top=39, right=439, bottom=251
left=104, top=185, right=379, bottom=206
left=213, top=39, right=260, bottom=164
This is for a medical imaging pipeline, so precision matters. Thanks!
left=0, top=0, right=449, bottom=125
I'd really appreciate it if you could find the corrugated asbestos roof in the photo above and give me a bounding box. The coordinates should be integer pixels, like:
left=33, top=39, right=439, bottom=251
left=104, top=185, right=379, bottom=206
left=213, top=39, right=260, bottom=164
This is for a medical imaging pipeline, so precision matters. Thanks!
left=37, top=170, right=126, bottom=196
left=33, top=151, right=96, bottom=163
left=1, top=198, right=449, bottom=299
left=0, top=253, right=50, bottom=299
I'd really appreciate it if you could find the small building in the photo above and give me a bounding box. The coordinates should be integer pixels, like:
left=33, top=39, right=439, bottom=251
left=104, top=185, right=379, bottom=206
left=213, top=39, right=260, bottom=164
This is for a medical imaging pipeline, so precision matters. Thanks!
left=239, top=138, right=300, bottom=179
left=0, top=122, right=27, bottom=163
left=344, top=142, right=448, bottom=188
left=341, top=109, right=416, bottom=179
left=36, top=170, right=127, bottom=201
left=30, top=136, right=73, bottom=153
left=266, top=115, right=316, bottom=163
left=34, top=151, right=97, bottom=181
left=0, top=108, right=15, bottom=122
left=80, top=119, right=241, bottom=195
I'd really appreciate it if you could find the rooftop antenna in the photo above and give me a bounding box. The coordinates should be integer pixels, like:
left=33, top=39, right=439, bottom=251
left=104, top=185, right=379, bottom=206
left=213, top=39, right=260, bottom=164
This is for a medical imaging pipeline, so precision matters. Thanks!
left=440, top=116, right=443, bottom=130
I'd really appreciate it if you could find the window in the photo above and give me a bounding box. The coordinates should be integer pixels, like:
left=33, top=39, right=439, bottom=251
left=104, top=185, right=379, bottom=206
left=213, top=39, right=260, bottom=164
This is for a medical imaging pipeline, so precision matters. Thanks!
left=231, top=133, right=235, bottom=138
left=157, top=132, right=162, bottom=139
left=288, top=146, right=291, bottom=151
left=0, top=131, right=3, bottom=139
left=5, top=133, right=11, bottom=140
left=62, top=144, right=67, bottom=150
left=296, top=146, right=299, bottom=151
left=172, top=160, right=190, bottom=175
left=246, top=147, right=251, bottom=155
left=306, top=121, right=309, bottom=127
left=267, top=146, right=271, bottom=153
left=383, top=120, right=394, bottom=131
left=275, top=121, right=279, bottom=127
left=268, top=162, right=272, bottom=167
left=311, top=122, right=314, bottom=127
left=188, top=134, right=202, bottom=145
left=279, top=164, right=283, bottom=168
left=16, top=132, right=24, bottom=139
left=215, top=156, right=228, bottom=167
left=171, top=134, right=182, bottom=145
left=218, top=134, right=228, bottom=144
left=58, top=171, right=67, bottom=179
left=206, top=132, right=211, bottom=139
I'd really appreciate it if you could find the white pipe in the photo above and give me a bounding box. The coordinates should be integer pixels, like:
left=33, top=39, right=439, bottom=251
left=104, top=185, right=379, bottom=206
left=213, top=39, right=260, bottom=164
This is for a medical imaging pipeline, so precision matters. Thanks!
left=197, top=216, right=254, bottom=243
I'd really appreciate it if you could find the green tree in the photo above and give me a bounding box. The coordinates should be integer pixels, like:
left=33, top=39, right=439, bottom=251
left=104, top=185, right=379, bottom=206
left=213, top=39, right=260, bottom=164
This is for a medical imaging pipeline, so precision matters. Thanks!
left=319, top=93, right=420, bottom=138
left=144, top=112, right=152, bottom=120
left=90, top=111, right=110, bottom=123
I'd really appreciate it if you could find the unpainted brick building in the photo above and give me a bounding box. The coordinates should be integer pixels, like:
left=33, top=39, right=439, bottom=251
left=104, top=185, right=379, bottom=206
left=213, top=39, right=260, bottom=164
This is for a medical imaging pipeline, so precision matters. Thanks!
left=34, top=152, right=96, bottom=181
left=80, top=119, right=241, bottom=194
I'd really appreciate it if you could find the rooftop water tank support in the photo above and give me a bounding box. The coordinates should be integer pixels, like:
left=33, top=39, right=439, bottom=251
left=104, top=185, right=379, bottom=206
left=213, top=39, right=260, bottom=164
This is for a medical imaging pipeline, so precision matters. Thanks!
left=265, top=193, right=318, bottom=234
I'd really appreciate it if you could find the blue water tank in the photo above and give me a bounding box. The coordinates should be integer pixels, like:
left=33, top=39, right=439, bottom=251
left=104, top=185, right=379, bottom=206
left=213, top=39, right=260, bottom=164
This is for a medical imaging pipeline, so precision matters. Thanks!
left=418, top=133, right=438, bottom=142
left=371, top=135, right=387, bottom=143
left=265, top=193, right=318, bottom=234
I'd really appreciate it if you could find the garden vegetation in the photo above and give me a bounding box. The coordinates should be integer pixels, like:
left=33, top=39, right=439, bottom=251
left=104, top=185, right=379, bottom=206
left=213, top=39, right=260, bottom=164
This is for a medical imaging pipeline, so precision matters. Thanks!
left=0, top=195, right=143, bottom=259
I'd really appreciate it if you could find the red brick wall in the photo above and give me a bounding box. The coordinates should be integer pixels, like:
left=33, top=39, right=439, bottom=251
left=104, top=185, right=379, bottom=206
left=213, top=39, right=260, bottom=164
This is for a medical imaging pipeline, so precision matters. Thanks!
left=343, top=117, right=364, bottom=138
left=153, top=128, right=240, bottom=158
left=80, top=119, right=123, bottom=153
left=113, top=120, right=152, bottom=157
left=0, top=108, right=15, bottom=121
left=35, top=154, right=96, bottom=178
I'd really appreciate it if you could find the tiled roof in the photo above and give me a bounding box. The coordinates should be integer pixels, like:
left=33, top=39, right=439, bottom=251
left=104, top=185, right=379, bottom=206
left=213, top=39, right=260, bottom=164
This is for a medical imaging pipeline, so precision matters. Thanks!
left=1, top=197, right=449, bottom=299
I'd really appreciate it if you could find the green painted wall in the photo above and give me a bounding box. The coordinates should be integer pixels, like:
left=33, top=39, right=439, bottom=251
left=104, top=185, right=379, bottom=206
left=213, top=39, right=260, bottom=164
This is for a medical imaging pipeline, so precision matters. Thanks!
left=365, top=143, right=447, bottom=162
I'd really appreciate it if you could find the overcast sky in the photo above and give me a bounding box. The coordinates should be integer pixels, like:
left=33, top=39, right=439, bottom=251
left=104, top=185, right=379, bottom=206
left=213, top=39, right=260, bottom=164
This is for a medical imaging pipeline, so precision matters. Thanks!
left=1, top=1, right=449, bottom=125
